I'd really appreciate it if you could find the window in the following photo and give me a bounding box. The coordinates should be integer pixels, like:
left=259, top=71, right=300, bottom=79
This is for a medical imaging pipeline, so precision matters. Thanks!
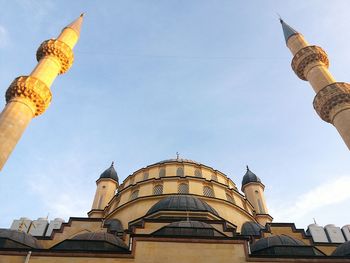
left=130, top=176, right=135, bottom=185
left=178, top=183, right=189, bottom=194
left=129, top=190, right=139, bottom=200
left=226, top=193, right=235, bottom=204
left=257, top=199, right=265, bottom=214
left=194, top=169, right=202, bottom=178
left=203, top=186, right=214, bottom=197
left=211, top=174, right=218, bottom=181
left=143, top=172, right=149, bottom=180
left=176, top=167, right=184, bottom=177
left=153, top=185, right=163, bottom=195
left=159, top=168, right=166, bottom=178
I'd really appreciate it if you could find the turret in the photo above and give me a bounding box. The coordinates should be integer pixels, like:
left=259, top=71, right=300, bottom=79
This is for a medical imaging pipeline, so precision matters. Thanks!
left=280, top=19, right=350, bottom=150
left=89, top=162, right=119, bottom=218
left=0, top=14, right=84, bottom=171
left=241, top=166, right=272, bottom=225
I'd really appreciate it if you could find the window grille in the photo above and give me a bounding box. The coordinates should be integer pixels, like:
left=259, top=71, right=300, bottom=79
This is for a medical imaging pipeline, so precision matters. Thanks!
left=153, top=185, right=163, bottom=195
left=226, top=193, right=235, bottom=204
left=130, top=190, right=139, bottom=200
left=178, top=183, right=189, bottom=194
left=203, top=186, right=214, bottom=197
left=159, top=168, right=166, bottom=178
left=176, top=167, right=184, bottom=177
left=194, top=169, right=202, bottom=178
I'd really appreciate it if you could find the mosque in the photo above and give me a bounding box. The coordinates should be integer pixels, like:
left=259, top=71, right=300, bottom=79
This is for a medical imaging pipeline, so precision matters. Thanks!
left=0, top=14, right=350, bottom=262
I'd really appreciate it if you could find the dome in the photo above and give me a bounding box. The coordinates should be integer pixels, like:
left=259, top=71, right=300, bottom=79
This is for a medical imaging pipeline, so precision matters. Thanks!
left=332, top=241, right=350, bottom=257
left=72, top=232, right=127, bottom=248
left=241, top=221, right=264, bottom=236
left=242, top=166, right=261, bottom=188
left=250, top=234, right=323, bottom=256
left=99, top=162, right=118, bottom=182
left=154, top=158, right=200, bottom=165
left=152, top=220, right=224, bottom=237
left=0, top=229, right=42, bottom=248
left=147, top=195, right=219, bottom=216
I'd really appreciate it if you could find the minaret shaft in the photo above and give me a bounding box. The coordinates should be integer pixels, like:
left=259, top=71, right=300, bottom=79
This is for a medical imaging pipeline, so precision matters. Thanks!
left=0, top=15, right=83, bottom=171
left=283, top=21, right=350, bottom=149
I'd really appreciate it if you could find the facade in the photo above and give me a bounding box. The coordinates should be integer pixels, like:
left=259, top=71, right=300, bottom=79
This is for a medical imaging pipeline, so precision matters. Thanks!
left=0, top=16, right=350, bottom=263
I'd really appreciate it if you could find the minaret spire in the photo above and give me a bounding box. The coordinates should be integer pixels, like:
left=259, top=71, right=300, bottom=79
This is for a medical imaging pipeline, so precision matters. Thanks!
left=279, top=18, right=299, bottom=43
left=282, top=19, right=350, bottom=150
left=0, top=14, right=84, bottom=171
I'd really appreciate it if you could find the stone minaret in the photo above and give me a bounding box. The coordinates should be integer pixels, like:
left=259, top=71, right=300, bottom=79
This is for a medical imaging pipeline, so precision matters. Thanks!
left=89, top=163, right=119, bottom=218
left=241, top=166, right=272, bottom=226
left=0, top=14, right=84, bottom=171
left=280, top=19, right=350, bottom=150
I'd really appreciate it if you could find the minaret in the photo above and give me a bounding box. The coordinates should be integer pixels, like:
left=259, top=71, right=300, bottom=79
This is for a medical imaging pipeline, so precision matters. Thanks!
left=280, top=19, right=350, bottom=150
left=89, top=162, right=119, bottom=218
left=242, top=166, right=272, bottom=226
left=0, top=14, right=84, bottom=171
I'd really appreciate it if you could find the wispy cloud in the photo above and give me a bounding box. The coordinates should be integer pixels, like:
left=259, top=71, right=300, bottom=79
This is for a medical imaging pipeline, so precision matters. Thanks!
left=270, top=175, right=350, bottom=222
left=0, top=25, right=9, bottom=48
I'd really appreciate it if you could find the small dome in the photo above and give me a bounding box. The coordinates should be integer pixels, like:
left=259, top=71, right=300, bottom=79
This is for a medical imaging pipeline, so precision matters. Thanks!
left=99, top=162, right=118, bottom=183
left=147, top=195, right=219, bottom=216
left=242, top=166, right=261, bottom=188
left=241, top=221, right=264, bottom=236
left=72, top=232, right=128, bottom=249
left=332, top=241, right=350, bottom=257
left=152, top=220, right=224, bottom=237
left=0, top=229, right=42, bottom=248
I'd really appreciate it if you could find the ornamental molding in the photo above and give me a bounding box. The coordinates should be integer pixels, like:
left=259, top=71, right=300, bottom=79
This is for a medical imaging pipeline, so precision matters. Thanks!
left=291, top=45, right=329, bottom=80
left=313, top=82, right=350, bottom=123
left=6, top=76, right=52, bottom=117
left=36, top=39, right=74, bottom=74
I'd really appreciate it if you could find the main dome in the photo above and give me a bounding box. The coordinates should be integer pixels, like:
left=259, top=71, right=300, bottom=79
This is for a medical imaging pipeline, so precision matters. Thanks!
left=146, top=195, right=219, bottom=216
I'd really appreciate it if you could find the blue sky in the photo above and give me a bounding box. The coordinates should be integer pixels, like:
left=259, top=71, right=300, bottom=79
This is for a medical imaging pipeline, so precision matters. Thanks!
left=0, top=0, right=349, bottom=230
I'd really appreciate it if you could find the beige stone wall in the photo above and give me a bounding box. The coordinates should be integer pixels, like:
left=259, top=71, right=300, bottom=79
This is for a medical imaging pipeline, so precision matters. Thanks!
left=91, top=179, right=118, bottom=210
left=242, top=183, right=268, bottom=215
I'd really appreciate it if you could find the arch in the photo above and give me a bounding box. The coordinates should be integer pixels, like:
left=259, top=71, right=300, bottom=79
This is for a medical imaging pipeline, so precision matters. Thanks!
left=226, top=193, right=235, bottom=204
left=178, top=183, right=189, bottom=194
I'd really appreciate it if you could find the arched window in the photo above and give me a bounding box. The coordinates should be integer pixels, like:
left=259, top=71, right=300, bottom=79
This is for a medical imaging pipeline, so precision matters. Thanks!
left=129, top=190, right=139, bottom=200
left=203, top=186, right=214, bottom=197
left=130, top=176, right=135, bottom=185
left=211, top=174, right=218, bottom=181
left=153, top=185, right=163, bottom=195
left=159, top=168, right=166, bottom=178
left=194, top=169, right=202, bottom=178
left=143, top=172, right=149, bottom=180
left=176, top=167, right=184, bottom=177
left=178, top=183, right=189, bottom=194
left=226, top=193, right=235, bottom=204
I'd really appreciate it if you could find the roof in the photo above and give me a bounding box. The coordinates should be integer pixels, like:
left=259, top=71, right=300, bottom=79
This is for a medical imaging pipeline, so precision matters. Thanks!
left=99, top=162, right=119, bottom=182
left=242, top=166, right=261, bottom=188
left=279, top=19, right=299, bottom=43
left=332, top=241, right=350, bottom=257
left=146, top=195, right=219, bottom=216
left=0, top=229, right=42, bottom=249
left=241, top=221, right=264, bottom=236
left=53, top=232, right=129, bottom=252
left=152, top=220, right=225, bottom=237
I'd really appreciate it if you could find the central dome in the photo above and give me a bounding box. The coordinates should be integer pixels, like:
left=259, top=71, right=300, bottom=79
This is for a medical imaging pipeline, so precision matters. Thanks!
left=147, top=195, right=219, bottom=216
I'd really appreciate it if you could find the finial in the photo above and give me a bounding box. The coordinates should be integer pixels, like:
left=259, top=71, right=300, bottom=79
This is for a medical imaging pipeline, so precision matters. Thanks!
left=279, top=17, right=299, bottom=44
left=313, top=218, right=317, bottom=224
left=111, top=161, right=114, bottom=167
left=246, top=165, right=249, bottom=171
left=276, top=12, right=283, bottom=24
left=80, top=13, right=85, bottom=17
left=176, top=152, right=180, bottom=160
